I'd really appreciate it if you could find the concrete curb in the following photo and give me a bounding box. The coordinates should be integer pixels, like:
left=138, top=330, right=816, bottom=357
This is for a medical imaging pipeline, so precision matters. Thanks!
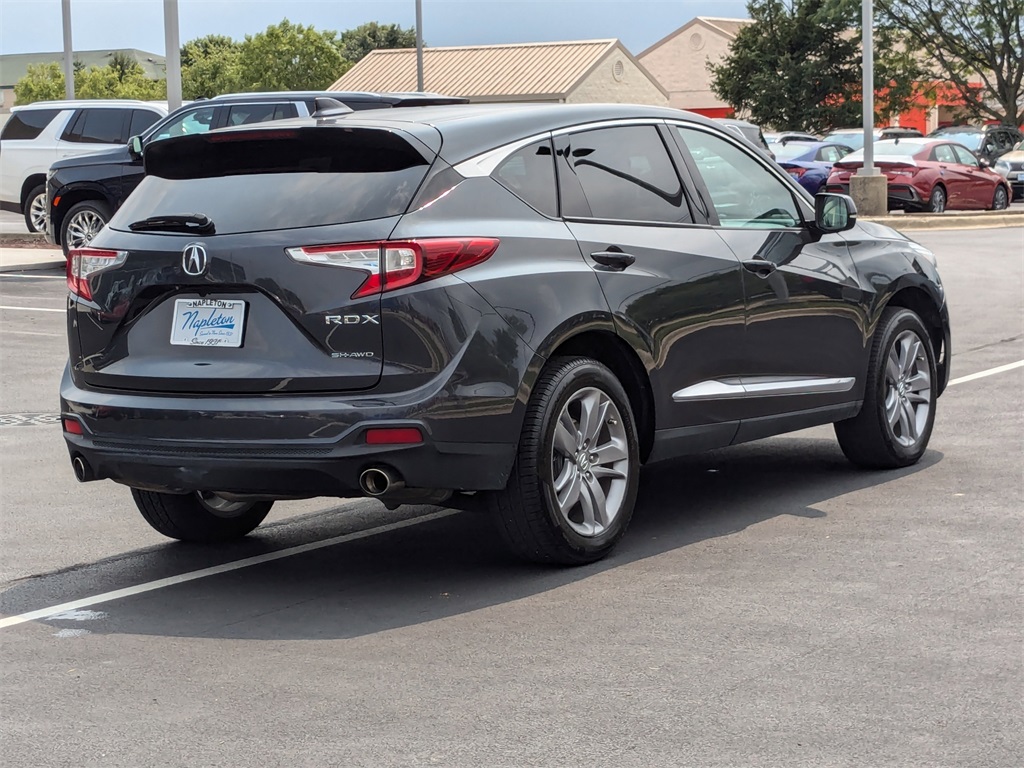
left=0, top=233, right=50, bottom=248
left=0, top=260, right=65, bottom=274
left=861, top=209, right=1024, bottom=231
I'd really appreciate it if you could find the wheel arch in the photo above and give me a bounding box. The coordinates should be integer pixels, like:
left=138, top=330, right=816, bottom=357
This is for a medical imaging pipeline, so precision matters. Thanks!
left=543, top=329, right=656, bottom=463
left=19, top=173, right=46, bottom=208
left=884, top=285, right=948, bottom=395
left=51, top=185, right=112, bottom=245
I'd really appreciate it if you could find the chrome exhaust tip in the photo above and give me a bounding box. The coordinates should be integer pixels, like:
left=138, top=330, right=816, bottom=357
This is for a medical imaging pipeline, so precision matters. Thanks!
left=71, top=455, right=93, bottom=483
left=359, top=467, right=404, bottom=497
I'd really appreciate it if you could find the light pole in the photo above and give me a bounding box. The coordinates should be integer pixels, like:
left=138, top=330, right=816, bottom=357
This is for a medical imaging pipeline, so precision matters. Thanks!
left=850, top=0, right=888, bottom=216
left=61, top=0, right=74, bottom=99
left=415, top=0, right=424, bottom=92
left=164, top=0, right=182, bottom=110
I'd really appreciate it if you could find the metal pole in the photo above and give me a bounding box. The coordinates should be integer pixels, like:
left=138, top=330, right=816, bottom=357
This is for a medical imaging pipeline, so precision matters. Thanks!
left=415, top=0, right=424, bottom=92
left=61, top=0, right=74, bottom=99
left=163, top=0, right=182, bottom=110
left=862, top=0, right=876, bottom=175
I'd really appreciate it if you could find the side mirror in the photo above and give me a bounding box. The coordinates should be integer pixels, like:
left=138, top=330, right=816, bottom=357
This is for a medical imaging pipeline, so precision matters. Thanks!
left=814, top=193, right=857, bottom=233
left=128, top=135, right=143, bottom=160
left=978, top=157, right=990, bottom=168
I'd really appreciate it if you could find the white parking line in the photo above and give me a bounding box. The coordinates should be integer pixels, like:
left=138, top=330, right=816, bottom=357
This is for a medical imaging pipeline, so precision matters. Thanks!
left=0, top=273, right=66, bottom=280
left=1, top=329, right=63, bottom=338
left=948, top=360, right=1023, bottom=386
left=0, top=305, right=64, bottom=313
left=0, top=509, right=458, bottom=631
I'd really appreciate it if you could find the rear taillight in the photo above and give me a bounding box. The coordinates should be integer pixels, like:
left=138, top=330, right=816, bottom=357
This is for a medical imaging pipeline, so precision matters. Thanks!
left=888, top=168, right=917, bottom=177
left=785, top=167, right=806, bottom=178
left=67, top=248, right=127, bottom=300
left=286, top=238, right=500, bottom=299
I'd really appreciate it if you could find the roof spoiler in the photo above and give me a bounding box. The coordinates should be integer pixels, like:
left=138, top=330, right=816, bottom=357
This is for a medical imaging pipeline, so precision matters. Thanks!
left=311, top=97, right=354, bottom=118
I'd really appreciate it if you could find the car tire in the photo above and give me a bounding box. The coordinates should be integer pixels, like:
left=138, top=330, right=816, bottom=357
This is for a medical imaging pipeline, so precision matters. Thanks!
left=927, top=185, right=946, bottom=213
left=990, top=185, right=1009, bottom=211
left=23, top=184, right=47, bottom=234
left=834, top=307, right=937, bottom=469
left=60, top=200, right=111, bottom=256
left=490, top=356, right=640, bottom=565
left=131, top=488, right=273, bottom=542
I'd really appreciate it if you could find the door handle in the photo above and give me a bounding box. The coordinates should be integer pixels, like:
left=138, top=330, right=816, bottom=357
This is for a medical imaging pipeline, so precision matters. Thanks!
left=742, top=259, right=777, bottom=278
left=590, top=251, right=636, bottom=270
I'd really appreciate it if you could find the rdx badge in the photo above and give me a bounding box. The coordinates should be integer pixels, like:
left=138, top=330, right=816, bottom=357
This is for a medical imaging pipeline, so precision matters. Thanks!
left=325, top=314, right=380, bottom=325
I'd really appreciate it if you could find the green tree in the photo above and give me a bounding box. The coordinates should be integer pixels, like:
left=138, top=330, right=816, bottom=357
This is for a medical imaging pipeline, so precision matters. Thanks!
left=13, top=62, right=65, bottom=105
left=181, top=34, right=242, bottom=98
left=709, top=0, right=924, bottom=132
left=338, top=22, right=418, bottom=63
left=237, top=19, right=348, bottom=92
left=878, top=0, right=1023, bottom=126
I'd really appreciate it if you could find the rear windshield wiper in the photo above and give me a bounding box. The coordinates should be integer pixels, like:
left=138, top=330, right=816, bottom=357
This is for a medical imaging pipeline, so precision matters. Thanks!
left=128, top=213, right=216, bottom=235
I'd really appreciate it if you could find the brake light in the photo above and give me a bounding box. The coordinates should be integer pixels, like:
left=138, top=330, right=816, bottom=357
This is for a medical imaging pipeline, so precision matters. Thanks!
left=888, top=168, right=917, bottom=177
left=786, top=167, right=807, bottom=178
left=205, top=129, right=298, bottom=143
left=67, top=248, right=127, bottom=300
left=286, top=238, right=500, bottom=299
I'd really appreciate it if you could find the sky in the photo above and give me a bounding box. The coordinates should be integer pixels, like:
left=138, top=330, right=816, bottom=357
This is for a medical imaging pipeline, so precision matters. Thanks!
left=0, top=0, right=751, bottom=59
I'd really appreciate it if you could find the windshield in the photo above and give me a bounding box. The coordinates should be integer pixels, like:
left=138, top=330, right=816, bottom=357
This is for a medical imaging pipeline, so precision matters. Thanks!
left=937, top=132, right=982, bottom=151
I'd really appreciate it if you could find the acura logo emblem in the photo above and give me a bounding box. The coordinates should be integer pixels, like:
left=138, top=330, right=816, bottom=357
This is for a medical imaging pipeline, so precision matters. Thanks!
left=182, top=243, right=208, bottom=276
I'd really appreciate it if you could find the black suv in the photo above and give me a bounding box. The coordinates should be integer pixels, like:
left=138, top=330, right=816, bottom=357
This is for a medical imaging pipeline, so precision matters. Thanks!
left=927, top=124, right=1023, bottom=165
left=46, top=91, right=467, bottom=254
left=61, top=104, right=950, bottom=564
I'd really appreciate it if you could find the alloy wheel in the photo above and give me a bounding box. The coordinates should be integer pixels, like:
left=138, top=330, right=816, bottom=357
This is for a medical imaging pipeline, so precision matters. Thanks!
left=65, top=209, right=106, bottom=249
left=28, top=193, right=47, bottom=233
left=993, top=186, right=1008, bottom=210
left=883, top=330, right=932, bottom=448
left=550, top=387, right=631, bottom=537
left=928, top=187, right=945, bottom=213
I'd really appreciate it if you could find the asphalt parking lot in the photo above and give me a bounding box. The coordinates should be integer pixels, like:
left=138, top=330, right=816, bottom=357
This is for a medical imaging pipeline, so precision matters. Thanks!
left=1, top=226, right=1022, bottom=767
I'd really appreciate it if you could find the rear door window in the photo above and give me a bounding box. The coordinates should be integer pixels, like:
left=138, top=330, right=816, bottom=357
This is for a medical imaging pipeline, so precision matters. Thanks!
left=112, top=127, right=433, bottom=234
left=492, top=138, right=558, bottom=217
left=557, top=125, right=691, bottom=224
left=61, top=108, right=130, bottom=144
left=225, top=103, right=298, bottom=126
left=1, top=109, right=62, bottom=140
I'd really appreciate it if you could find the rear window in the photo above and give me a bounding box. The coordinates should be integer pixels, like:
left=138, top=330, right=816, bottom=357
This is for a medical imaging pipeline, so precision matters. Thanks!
left=112, top=127, right=432, bottom=234
left=1, top=109, right=62, bottom=140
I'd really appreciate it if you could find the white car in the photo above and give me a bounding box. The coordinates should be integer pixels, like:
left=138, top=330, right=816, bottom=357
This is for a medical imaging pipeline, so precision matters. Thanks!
left=0, top=100, right=167, bottom=233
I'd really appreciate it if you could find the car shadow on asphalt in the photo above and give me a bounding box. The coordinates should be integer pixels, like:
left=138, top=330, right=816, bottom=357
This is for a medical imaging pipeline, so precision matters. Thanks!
left=5, top=436, right=942, bottom=641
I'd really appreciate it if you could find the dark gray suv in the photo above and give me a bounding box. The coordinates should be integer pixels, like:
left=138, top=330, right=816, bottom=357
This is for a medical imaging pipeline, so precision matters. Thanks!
left=61, top=104, right=950, bottom=564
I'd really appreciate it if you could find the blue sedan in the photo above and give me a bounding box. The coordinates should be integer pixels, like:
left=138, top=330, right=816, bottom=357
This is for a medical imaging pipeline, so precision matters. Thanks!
left=774, top=141, right=854, bottom=195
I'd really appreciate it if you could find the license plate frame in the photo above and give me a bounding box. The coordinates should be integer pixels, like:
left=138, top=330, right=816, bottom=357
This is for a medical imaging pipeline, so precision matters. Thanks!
left=169, top=298, right=247, bottom=348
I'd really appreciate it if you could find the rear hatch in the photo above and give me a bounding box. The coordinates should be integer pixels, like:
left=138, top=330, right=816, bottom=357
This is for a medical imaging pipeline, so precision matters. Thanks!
left=70, top=124, right=437, bottom=394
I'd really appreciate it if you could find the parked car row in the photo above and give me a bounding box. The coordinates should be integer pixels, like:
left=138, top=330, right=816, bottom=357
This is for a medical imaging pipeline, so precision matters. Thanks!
left=0, top=91, right=469, bottom=245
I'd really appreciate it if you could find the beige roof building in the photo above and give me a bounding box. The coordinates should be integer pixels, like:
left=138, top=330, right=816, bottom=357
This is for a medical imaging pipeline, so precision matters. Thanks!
left=329, top=39, right=669, bottom=106
left=638, top=17, right=752, bottom=117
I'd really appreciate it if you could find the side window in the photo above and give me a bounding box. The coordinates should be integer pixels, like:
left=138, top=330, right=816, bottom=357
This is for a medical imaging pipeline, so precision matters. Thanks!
left=149, top=106, right=217, bottom=142
left=226, top=103, right=296, bottom=126
left=933, top=145, right=957, bottom=164
left=0, top=109, right=61, bottom=140
left=557, top=125, right=690, bottom=224
left=819, top=146, right=841, bottom=163
left=129, top=109, right=161, bottom=139
left=952, top=145, right=979, bottom=167
left=61, top=108, right=129, bottom=144
left=674, top=126, right=801, bottom=228
left=492, top=138, right=558, bottom=217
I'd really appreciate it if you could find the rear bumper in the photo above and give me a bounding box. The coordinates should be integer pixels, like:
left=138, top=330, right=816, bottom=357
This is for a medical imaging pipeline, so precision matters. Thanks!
left=825, top=182, right=923, bottom=208
left=60, top=365, right=521, bottom=496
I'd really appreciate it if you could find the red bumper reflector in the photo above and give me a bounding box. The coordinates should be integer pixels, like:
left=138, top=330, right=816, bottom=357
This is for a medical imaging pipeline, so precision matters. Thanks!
left=63, top=418, right=83, bottom=435
left=365, top=427, right=423, bottom=445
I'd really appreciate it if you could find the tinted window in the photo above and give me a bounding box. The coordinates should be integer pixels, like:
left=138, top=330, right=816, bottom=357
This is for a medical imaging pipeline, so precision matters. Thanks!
left=0, top=109, right=61, bottom=140
left=149, top=106, right=216, bottom=142
left=819, top=145, right=845, bottom=163
left=62, top=108, right=129, bottom=144
left=675, top=126, right=800, bottom=228
left=492, top=138, right=557, bottom=217
left=226, top=103, right=297, bottom=126
left=933, top=145, right=957, bottom=163
left=952, top=145, right=979, bottom=167
left=129, top=109, right=161, bottom=138
left=558, top=126, right=690, bottom=223
left=113, top=127, right=431, bottom=235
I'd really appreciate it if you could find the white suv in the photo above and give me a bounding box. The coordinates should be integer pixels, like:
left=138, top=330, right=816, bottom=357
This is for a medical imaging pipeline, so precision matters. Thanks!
left=0, top=100, right=167, bottom=233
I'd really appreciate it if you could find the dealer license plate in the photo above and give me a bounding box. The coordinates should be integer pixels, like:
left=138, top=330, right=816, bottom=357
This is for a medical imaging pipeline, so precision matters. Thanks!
left=170, top=298, right=246, bottom=348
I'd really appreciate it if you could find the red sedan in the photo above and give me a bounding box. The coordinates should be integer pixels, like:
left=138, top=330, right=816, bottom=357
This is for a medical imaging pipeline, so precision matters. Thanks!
left=825, top=139, right=1012, bottom=213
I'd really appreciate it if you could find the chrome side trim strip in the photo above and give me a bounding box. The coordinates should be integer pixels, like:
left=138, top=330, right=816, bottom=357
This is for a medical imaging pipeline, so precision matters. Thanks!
left=672, top=376, right=856, bottom=402
left=453, top=133, right=552, bottom=177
